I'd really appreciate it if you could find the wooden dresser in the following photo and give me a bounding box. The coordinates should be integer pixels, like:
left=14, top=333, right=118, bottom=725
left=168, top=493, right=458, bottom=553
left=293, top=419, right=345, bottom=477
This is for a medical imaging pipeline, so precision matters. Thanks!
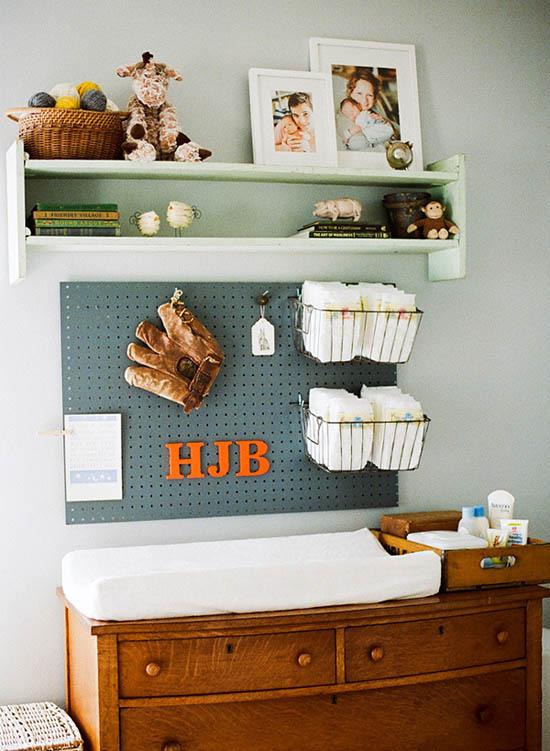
left=63, top=586, right=548, bottom=751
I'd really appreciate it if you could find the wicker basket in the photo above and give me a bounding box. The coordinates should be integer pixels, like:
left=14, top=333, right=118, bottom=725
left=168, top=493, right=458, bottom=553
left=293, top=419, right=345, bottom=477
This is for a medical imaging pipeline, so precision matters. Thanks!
left=6, top=107, right=127, bottom=160
left=0, top=702, right=83, bottom=751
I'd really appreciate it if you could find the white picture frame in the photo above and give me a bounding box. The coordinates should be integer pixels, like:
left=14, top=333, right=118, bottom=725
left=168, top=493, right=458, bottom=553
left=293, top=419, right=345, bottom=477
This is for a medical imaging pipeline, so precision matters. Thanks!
left=248, top=68, right=338, bottom=167
left=309, top=38, right=423, bottom=170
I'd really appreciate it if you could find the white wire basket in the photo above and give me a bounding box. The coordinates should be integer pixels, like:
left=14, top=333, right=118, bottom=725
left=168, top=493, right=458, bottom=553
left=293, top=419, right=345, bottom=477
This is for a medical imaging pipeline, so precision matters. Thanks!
left=300, top=403, right=430, bottom=472
left=290, top=297, right=423, bottom=364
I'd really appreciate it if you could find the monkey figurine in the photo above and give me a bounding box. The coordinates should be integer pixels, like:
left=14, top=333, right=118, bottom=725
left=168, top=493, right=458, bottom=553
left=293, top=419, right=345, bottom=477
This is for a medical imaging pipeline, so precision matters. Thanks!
left=407, top=200, right=459, bottom=240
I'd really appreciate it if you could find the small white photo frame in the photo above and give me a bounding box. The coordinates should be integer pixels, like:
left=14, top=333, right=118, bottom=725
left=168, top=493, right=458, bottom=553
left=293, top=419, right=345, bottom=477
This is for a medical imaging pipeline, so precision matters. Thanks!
left=310, top=37, right=423, bottom=170
left=64, top=413, right=122, bottom=502
left=249, top=68, right=337, bottom=167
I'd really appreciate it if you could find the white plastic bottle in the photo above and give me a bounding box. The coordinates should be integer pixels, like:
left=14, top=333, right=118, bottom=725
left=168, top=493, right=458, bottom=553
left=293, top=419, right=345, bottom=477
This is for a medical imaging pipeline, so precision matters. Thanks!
left=473, top=505, right=489, bottom=539
left=458, top=506, right=476, bottom=536
left=458, top=506, right=488, bottom=539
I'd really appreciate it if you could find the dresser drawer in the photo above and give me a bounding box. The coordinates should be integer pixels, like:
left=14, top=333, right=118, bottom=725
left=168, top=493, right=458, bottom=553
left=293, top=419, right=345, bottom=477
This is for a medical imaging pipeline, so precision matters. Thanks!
left=120, top=668, right=525, bottom=751
left=118, top=629, right=335, bottom=697
left=345, top=607, right=525, bottom=681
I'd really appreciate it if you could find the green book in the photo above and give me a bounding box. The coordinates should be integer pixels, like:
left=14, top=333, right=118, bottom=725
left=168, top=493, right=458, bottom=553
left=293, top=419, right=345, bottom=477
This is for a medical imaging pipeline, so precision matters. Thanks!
left=32, top=219, right=121, bottom=228
left=32, top=203, right=118, bottom=211
left=33, top=210, right=119, bottom=220
left=33, top=227, right=121, bottom=237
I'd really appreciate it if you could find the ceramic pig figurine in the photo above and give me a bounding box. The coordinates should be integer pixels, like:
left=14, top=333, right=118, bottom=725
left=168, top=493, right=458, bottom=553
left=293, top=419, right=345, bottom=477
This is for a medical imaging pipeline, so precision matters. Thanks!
left=313, top=198, right=362, bottom=222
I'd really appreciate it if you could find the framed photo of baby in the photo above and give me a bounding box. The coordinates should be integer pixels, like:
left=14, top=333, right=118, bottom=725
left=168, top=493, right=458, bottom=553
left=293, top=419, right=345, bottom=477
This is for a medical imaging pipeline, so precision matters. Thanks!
left=249, top=69, right=337, bottom=166
left=310, top=38, right=423, bottom=170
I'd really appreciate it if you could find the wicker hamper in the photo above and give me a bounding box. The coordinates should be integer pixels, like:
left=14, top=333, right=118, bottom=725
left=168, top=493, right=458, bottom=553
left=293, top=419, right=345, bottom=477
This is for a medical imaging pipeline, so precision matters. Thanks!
left=0, top=702, right=83, bottom=751
left=5, top=108, right=126, bottom=160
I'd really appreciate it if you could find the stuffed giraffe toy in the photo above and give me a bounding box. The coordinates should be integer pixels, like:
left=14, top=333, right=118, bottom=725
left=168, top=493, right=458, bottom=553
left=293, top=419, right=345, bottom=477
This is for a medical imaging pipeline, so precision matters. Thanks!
left=116, top=51, right=212, bottom=162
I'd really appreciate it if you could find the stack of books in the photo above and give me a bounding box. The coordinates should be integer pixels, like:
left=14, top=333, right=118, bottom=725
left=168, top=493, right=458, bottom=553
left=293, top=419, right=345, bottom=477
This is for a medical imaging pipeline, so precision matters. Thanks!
left=293, top=220, right=389, bottom=239
left=28, top=204, right=120, bottom=236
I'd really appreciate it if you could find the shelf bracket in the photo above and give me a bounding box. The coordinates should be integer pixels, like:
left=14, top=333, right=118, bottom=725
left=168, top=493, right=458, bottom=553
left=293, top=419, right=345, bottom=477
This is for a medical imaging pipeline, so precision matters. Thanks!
left=6, top=140, right=27, bottom=284
left=426, top=154, right=466, bottom=281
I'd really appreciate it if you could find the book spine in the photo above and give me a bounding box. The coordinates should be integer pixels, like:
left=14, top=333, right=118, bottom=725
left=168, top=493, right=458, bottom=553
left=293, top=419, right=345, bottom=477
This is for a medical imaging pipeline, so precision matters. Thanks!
left=33, top=211, right=119, bottom=220
left=317, top=224, right=387, bottom=232
left=301, top=223, right=387, bottom=232
left=33, top=203, right=118, bottom=211
left=33, top=227, right=121, bottom=237
left=310, top=231, right=390, bottom=239
left=32, top=219, right=121, bottom=228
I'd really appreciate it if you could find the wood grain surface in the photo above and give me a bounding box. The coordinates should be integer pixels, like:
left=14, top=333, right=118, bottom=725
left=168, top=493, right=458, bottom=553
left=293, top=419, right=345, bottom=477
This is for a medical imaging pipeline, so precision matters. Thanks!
left=119, top=669, right=525, bottom=751
left=118, top=630, right=335, bottom=697
left=345, top=607, right=525, bottom=681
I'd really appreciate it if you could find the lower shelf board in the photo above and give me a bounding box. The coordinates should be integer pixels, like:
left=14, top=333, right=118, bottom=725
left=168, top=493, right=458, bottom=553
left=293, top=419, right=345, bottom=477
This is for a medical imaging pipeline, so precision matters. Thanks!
left=26, top=236, right=458, bottom=255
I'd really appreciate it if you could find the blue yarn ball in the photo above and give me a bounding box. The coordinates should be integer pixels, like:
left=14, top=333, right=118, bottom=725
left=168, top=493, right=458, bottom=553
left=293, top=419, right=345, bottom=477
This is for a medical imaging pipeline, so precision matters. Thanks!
left=28, top=92, right=56, bottom=108
left=80, top=89, right=107, bottom=112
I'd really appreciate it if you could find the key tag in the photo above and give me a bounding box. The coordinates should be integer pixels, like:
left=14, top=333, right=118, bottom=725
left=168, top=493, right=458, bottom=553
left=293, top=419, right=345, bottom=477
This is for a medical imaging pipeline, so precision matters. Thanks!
left=251, top=291, right=275, bottom=356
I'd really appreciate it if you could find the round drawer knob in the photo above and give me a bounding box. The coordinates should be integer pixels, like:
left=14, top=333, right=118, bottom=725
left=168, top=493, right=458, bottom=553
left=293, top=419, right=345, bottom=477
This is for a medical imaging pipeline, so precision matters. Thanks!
left=145, top=662, right=162, bottom=677
left=496, top=630, right=509, bottom=644
left=162, top=742, right=182, bottom=751
left=297, top=652, right=312, bottom=667
left=369, top=646, right=384, bottom=662
left=476, top=705, right=494, bottom=725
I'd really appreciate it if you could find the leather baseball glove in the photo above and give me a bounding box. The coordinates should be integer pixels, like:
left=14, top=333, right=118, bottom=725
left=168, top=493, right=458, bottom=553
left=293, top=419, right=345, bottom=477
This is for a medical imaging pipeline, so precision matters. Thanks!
left=125, top=289, right=224, bottom=413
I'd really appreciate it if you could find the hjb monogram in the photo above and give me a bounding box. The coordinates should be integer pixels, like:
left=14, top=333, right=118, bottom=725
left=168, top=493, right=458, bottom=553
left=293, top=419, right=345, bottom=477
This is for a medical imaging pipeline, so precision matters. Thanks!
left=165, top=440, right=270, bottom=479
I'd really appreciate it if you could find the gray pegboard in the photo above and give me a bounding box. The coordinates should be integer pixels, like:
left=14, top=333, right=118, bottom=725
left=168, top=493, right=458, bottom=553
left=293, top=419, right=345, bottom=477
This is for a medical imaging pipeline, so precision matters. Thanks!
left=60, top=282, right=398, bottom=524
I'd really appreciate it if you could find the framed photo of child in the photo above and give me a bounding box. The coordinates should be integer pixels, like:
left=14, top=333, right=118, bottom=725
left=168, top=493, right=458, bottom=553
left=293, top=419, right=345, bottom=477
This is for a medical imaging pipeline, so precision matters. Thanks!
left=249, top=69, right=337, bottom=167
left=309, top=38, right=423, bottom=170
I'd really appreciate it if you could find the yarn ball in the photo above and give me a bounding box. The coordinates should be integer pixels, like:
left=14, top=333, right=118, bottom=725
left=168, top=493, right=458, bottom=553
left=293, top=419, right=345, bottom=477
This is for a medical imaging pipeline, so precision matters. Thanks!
left=105, top=98, right=119, bottom=112
left=81, top=89, right=107, bottom=111
left=55, top=96, right=79, bottom=109
left=77, top=80, right=100, bottom=97
left=28, top=91, right=56, bottom=108
left=49, top=83, right=80, bottom=104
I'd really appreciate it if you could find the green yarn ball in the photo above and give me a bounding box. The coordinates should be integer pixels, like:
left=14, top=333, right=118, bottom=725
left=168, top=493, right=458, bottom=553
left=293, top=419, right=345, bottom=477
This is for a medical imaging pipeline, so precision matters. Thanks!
left=81, top=89, right=107, bottom=112
left=28, top=92, right=56, bottom=108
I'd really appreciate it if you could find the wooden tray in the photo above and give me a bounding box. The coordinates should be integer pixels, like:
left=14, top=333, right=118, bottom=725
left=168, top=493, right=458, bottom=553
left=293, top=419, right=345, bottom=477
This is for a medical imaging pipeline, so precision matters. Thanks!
left=377, top=531, right=550, bottom=591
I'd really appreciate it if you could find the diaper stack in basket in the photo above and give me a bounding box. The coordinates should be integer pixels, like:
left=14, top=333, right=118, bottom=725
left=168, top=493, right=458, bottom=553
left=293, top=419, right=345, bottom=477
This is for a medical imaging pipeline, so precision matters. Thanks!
left=306, top=386, right=426, bottom=471
left=299, top=281, right=420, bottom=363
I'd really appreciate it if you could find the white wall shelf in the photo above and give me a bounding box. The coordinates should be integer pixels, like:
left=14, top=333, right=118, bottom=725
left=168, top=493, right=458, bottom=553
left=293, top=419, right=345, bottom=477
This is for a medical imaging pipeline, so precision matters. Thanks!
left=27, top=236, right=458, bottom=254
left=24, top=158, right=459, bottom=186
left=6, top=140, right=466, bottom=284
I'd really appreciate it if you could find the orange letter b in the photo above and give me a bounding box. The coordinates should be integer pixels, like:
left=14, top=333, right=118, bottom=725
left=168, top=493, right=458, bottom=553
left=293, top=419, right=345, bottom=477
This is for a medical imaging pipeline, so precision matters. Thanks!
left=235, top=440, right=270, bottom=477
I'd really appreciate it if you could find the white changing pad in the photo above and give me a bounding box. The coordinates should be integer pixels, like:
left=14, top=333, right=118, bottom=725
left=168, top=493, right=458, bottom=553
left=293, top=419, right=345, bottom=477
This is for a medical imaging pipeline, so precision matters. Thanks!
left=61, top=528, right=441, bottom=621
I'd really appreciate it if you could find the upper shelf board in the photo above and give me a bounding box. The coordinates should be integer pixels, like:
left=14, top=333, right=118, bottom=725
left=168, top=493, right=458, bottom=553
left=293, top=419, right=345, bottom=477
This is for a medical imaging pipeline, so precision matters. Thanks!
left=24, top=159, right=458, bottom=187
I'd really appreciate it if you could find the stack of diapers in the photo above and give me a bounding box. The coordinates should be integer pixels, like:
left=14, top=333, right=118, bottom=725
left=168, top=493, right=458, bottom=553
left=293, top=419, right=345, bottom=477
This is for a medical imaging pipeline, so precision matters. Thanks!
left=306, top=386, right=426, bottom=471
left=361, top=386, right=426, bottom=470
left=308, top=388, right=374, bottom=470
left=300, top=280, right=419, bottom=363
left=61, top=528, right=442, bottom=620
